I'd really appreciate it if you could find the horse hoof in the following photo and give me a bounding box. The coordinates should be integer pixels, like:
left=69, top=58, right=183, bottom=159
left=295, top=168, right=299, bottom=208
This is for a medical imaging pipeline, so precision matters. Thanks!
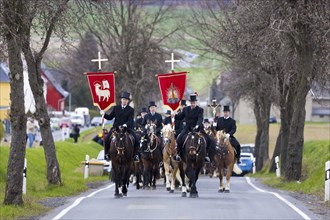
left=170, top=190, right=174, bottom=193
left=225, top=189, right=230, bottom=193
left=218, top=189, right=224, bottom=193
left=114, top=194, right=120, bottom=198
left=181, top=192, right=187, bottom=197
left=152, top=186, right=156, bottom=190
left=123, top=193, right=127, bottom=196
left=166, top=187, right=170, bottom=191
left=189, top=193, right=198, bottom=198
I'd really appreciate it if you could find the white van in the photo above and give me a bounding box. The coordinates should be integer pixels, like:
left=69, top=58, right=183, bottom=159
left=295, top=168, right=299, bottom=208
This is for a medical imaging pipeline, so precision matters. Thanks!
left=74, top=107, right=90, bottom=127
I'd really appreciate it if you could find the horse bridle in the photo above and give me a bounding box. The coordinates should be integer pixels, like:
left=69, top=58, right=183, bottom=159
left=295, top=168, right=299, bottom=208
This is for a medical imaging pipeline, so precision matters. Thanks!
left=163, top=131, right=175, bottom=156
left=187, top=132, right=204, bottom=156
left=112, top=131, right=127, bottom=155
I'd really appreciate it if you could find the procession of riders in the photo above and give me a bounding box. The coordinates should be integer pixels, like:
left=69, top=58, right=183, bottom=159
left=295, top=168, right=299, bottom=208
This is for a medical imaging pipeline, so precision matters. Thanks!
left=103, top=91, right=241, bottom=167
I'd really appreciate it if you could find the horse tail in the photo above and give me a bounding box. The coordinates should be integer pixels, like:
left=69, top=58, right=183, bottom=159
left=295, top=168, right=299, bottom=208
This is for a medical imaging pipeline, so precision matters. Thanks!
left=233, top=163, right=242, bottom=175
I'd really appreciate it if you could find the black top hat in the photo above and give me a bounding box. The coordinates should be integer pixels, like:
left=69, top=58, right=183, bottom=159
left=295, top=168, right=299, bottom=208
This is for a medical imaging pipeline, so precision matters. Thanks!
left=165, top=110, right=171, bottom=115
left=148, top=101, right=157, bottom=108
left=223, top=106, right=230, bottom=112
left=204, top=118, right=209, bottom=123
left=121, top=91, right=130, bottom=100
left=141, top=107, right=148, bottom=113
left=180, top=99, right=187, bottom=106
left=189, top=94, right=197, bottom=102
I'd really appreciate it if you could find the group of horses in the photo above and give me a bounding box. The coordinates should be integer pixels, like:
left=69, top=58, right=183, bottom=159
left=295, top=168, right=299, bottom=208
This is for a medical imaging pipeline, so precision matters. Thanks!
left=107, top=121, right=241, bottom=198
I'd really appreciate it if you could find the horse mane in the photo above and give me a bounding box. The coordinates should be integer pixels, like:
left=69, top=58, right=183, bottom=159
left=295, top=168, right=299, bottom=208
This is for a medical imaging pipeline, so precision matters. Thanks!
left=162, top=124, right=173, bottom=133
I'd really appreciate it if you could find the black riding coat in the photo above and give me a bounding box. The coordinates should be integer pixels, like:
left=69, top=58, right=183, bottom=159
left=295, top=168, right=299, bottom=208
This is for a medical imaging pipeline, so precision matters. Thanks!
left=215, top=117, right=236, bottom=137
left=164, top=115, right=183, bottom=135
left=104, top=105, right=134, bottom=129
left=135, top=117, right=143, bottom=129
left=142, top=112, right=163, bottom=135
left=175, top=106, right=204, bottom=130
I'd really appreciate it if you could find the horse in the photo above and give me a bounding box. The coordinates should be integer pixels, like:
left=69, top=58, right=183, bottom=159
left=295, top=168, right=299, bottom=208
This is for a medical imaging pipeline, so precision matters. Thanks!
left=181, top=128, right=207, bottom=198
left=109, top=126, right=134, bottom=198
left=129, top=127, right=144, bottom=189
left=161, top=124, right=186, bottom=194
left=140, top=121, right=162, bottom=189
left=204, top=126, right=217, bottom=178
left=210, top=130, right=242, bottom=193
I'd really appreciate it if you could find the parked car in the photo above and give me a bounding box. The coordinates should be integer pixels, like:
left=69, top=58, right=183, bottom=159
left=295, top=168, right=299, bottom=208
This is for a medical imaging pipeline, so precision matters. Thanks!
left=59, top=117, right=72, bottom=128
left=241, top=143, right=255, bottom=155
left=269, top=116, right=277, bottom=123
left=50, top=117, right=60, bottom=131
left=90, top=116, right=113, bottom=127
left=238, top=152, right=255, bottom=175
left=70, top=114, right=85, bottom=127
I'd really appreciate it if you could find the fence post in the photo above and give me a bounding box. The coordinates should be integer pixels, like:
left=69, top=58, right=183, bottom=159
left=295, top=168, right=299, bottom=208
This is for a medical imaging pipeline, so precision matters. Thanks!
left=84, top=155, right=89, bottom=179
left=252, top=157, right=256, bottom=174
left=23, top=158, right=27, bottom=194
left=325, top=161, right=330, bottom=201
left=275, top=156, right=280, bottom=177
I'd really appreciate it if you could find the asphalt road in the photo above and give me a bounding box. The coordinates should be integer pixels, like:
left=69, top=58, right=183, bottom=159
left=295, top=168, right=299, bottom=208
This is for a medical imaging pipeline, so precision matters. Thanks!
left=41, top=176, right=319, bottom=220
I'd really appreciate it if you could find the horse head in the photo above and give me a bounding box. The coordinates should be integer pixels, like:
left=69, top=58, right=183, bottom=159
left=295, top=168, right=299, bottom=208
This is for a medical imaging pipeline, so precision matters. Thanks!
left=112, top=126, right=129, bottom=156
left=145, top=120, right=157, bottom=135
left=185, top=130, right=205, bottom=157
left=216, top=130, right=229, bottom=146
left=161, top=124, right=176, bottom=156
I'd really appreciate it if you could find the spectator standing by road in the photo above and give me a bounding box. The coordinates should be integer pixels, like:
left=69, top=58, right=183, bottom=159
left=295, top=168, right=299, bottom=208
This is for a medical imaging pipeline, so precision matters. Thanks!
left=71, top=124, right=80, bottom=143
left=26, top=117, right=38, bottom=148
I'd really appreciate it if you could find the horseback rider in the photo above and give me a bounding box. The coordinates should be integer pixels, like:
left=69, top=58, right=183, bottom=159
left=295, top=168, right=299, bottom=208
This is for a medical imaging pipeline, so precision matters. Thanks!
left=103, top=91, right=140, bottom=162
left=174, top=94, right=214, bottom=162
left=164, top=110, right=183, bottom=138
left=142, top=101, right=163, bottom=137
left=135, top=107, right=148, bottom=130
left=214, top=105, right=241, bottom=164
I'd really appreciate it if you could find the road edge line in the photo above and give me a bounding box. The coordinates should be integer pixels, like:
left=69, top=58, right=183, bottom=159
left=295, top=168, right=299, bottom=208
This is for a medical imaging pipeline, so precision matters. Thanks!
left=245, top=177, right=311, bottom=220
left=52, top=183, right=115, bottom=220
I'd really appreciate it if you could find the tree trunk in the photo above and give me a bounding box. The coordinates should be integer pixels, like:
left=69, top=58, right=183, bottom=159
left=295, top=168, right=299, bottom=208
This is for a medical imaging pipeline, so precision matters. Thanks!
left=22, top=42, right=62, bottom=184
left=4, top=34, right=26, bottom=205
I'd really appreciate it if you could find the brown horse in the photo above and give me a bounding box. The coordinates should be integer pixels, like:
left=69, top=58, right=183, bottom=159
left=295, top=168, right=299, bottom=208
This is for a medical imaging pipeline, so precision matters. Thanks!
left=182, top=129, right=206, bottom=198
left=162, top=124, right=185, bottom=194
left=109, top=126, right=134, bottom=198
left=140, top=121, right=162, bottom=189
left=210, top=130, right=242, bottom=193
left=129, top=128, right=144, bottom=189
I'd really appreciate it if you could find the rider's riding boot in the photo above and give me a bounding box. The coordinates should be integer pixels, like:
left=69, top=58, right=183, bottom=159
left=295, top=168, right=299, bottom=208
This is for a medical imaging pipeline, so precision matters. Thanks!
left=236, top=153, right=241, bottom=164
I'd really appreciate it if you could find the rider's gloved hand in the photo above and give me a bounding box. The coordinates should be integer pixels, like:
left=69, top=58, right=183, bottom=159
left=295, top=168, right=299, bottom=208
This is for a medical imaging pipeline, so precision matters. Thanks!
left=195, top=125, right=199, bottom=129
left=100, top=110, right=105, bottom=115
left=225, top=133, right=230, bottom=139
left=212, top=122, right=217, bottom=127
left=123, top=124, right=127, bottom=127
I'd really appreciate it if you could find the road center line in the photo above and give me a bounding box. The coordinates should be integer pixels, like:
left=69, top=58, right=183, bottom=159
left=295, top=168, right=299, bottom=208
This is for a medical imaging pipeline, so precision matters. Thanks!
left=52, top=183, right=115, bottom=220
left=245, top=177, right=311, bottom=220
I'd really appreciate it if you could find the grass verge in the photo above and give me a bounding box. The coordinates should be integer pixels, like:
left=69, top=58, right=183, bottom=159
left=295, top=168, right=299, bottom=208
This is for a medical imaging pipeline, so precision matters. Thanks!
left=0, top=128, right=109, bottom=220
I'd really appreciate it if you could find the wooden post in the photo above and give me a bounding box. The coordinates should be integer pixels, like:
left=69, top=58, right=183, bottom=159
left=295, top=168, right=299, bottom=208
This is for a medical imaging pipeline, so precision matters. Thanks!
left=325, top=161, right=330, bottom=201
left=84, top=155, right=90, bottom=179
left=275, top=156, right=280, bottom=177
left=23, top=158, right=27, bottom=194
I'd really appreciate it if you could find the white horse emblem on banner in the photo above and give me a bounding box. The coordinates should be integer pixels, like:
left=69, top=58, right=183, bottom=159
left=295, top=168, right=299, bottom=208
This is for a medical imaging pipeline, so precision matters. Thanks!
left=94, top=80, right=110, bottom=102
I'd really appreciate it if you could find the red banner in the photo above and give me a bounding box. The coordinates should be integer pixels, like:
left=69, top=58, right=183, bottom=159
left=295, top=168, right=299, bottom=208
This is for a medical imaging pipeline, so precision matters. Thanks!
left=157, top=72, right=186, bottom=111
left=85, top=72, right=115, bottom=111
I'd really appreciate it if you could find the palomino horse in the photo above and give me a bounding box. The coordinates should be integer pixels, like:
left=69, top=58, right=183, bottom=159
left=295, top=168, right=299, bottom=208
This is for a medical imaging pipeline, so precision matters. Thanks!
left=140, top=121, right=162, bottom=189
left=210, top=130, right=242, bottom=193
left=182, top=129, right=207, bottom=198
left=109, top=126, right=134, bottom=198
left=161, top=124, right=185, bottom=194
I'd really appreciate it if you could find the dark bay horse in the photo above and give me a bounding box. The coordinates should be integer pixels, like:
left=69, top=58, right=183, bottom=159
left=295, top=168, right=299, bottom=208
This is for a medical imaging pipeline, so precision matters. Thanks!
left=109, top=126, right=134, bottom=198
left=129, top=128, right=144, bottom=189
left=140, top=121, right=162, bottom=189
left=162, top=124, right=185, bottom=194
left=210, top=130, right=242, bottom=193
left=182, top=129, right=206, bottom=198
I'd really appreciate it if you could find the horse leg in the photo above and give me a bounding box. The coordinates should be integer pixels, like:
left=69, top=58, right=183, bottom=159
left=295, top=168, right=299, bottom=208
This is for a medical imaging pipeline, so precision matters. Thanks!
left=218, top=166, right=225, bottom=193
left=189, top=168, right=198, bottom=198
left=225, top=163, right=234, bottom=193
left=164, top=162, right=171, bottom=191
left=179, top=164, right=187, bottom=197
left=114, top=182, right=121, bottom=198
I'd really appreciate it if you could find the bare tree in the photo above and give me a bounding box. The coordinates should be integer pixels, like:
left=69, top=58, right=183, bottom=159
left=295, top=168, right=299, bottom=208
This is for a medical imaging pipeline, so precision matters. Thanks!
left=185, top=0, right=330, bottom=179
left=63, top=0, right=180, bottom=112
left=1, top=0, right=69, bottom=204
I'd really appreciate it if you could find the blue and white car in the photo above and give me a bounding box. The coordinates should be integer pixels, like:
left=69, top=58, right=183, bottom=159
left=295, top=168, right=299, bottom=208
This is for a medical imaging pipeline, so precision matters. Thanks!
left=238, top=152, right=255, bottom=175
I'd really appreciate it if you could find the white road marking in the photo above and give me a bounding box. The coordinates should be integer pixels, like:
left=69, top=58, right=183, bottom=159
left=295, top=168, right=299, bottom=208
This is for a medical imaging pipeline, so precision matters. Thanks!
left=245, top=177, right=311, bottom=220
left=52, top=183, right=115, bottom=220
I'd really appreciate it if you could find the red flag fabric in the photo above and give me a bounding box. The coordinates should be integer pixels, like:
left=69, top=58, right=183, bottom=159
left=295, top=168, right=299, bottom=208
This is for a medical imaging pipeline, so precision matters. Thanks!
left=85, top=72, right=115, bottom=111
left=157, top=72, right=187, bottom=111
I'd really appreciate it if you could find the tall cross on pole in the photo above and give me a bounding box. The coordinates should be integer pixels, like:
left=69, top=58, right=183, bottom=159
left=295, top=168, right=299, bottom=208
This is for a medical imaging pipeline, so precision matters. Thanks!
left=91, top=51, right=108, bottom=71
left=165, top=52, right=180, bottom=71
